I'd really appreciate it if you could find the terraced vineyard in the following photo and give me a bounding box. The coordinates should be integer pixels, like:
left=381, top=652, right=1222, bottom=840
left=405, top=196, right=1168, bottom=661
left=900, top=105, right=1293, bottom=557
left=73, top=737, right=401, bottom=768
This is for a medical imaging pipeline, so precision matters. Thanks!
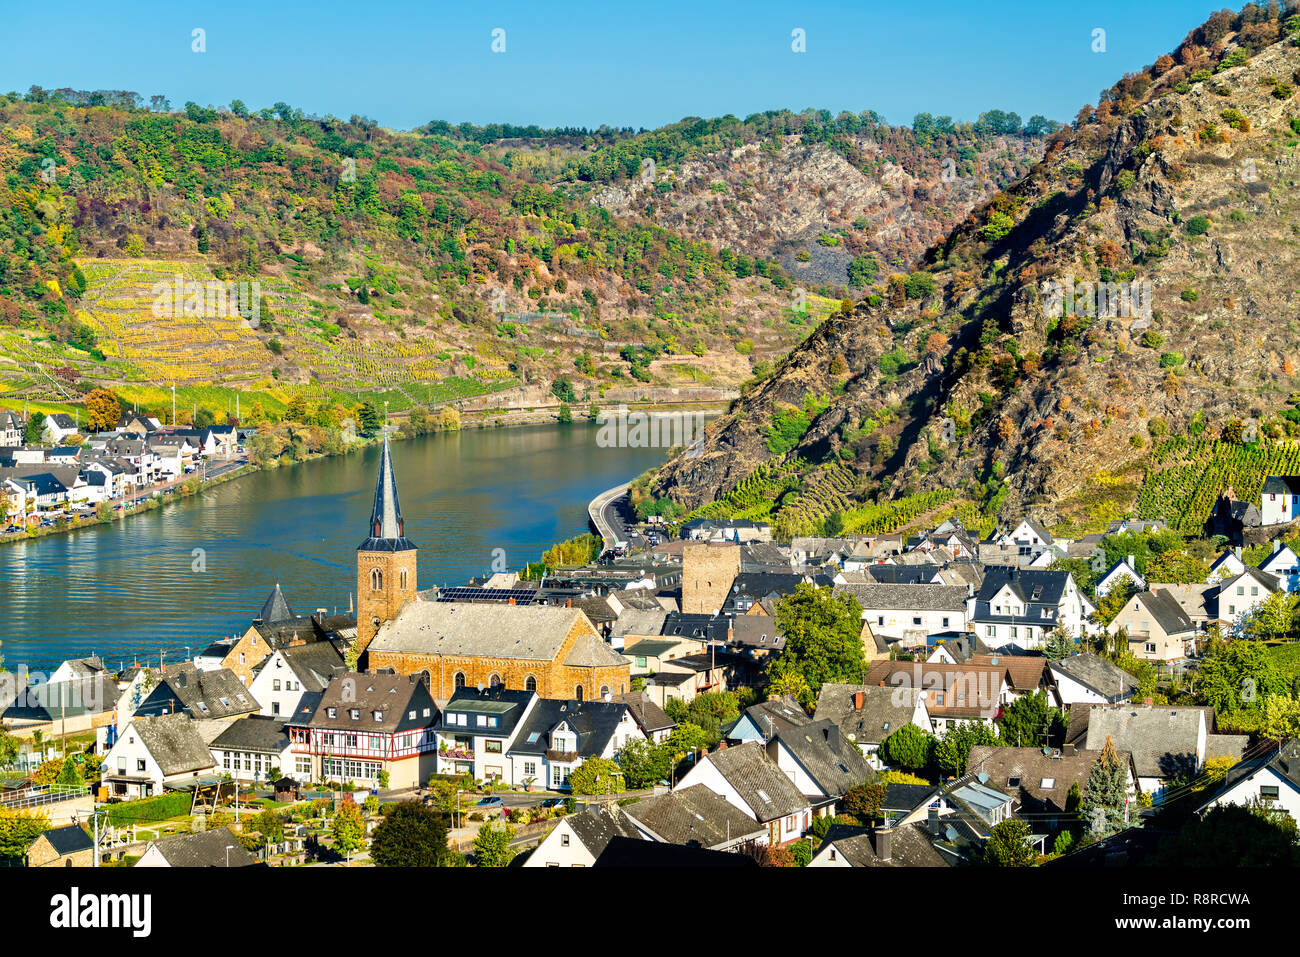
left=838, top=489, right=962, bottom=536
left=772, top=462, right=859, bottom=538
left=1137, top=438, right=1300, bottom=532
left=675, top=458, right=810, bottom=526
left=71, top=258, right=516, bottom=399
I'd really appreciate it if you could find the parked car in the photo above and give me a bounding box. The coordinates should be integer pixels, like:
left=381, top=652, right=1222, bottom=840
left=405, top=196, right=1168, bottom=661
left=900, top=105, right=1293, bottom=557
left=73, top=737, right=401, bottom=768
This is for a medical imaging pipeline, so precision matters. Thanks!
left=474, top=796, right=504, bottom=809
left=539, top=798, right=566, bottom=810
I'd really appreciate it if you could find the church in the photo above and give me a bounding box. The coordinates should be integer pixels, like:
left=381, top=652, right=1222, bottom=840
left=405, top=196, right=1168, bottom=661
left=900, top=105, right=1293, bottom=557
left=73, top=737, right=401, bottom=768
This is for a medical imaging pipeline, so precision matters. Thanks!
left=354, top=437, right=631, bottom=700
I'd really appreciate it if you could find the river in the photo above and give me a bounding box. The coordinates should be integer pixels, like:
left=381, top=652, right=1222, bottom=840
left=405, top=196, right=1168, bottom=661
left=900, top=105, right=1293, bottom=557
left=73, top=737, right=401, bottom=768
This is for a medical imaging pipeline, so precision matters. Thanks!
left=0, top=424, right=670, bottom=671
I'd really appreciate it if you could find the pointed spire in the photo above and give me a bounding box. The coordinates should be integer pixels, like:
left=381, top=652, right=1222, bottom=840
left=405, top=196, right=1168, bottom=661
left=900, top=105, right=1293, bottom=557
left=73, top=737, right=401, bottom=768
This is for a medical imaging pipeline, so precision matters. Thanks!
left=260, top=583, right=295, bottom=623
left=359, top=435, right=416, bottom=552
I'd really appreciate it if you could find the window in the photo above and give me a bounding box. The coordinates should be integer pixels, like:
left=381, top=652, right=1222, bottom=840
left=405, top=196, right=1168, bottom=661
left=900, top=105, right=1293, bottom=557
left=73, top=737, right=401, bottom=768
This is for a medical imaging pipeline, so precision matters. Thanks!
left=942, top=617, right=949, bottom=628
left=349, top=709, right=360, bottom=720
left=327, top=707, right=337, bottom=719
left=912, top=616, right=922, bottom=626
left=635, top=657, right=647, bottom=668
left=454, top=672, right=465, bottom=689
left=524, top=761, right=536, bottom=776
left=273, top=679, right=281, bottom=691
left=373, top=710, right=384, bottom=722
left=408, top=710, right=416, bottom=720
left=136, top=759, right=146, bottom=772
left=599, top=685, right=609, bottom=697
left=525, top=675, right=537, bottom=692
left=1008, top=776, right=1021, bottom=788
left=986, top=626, right=996, bottom=637
left=400, top=569, right=408, bottom=590
left=575, top=685, right=584, bottom=702
left=1261, top=785, right=1280, bottom=801
left=1041, top=778, right=1055, bottom=789
left=271, top=702, right=280, bottom=716
left=561, top=833, right=570, bottom=847
left=371, top=568, right=383, bottom=591
left=489, top=673, right=501, bottom=688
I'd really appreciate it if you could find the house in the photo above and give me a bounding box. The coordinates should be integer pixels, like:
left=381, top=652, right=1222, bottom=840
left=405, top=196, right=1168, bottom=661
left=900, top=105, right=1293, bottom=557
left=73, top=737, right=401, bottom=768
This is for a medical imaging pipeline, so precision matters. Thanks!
left=809, top=822, right=951, bottom=867
left=1207, top=547, right=1248, bottom=582
left=725, top=615, right=786, bottom=658
left=967, top=653, right=1058, bottom=705
left=1261, top=476, right=1300, bottom=526
left=834, top=582, right=970, bottom=646
left=522, top=804, right=643, bottom=867
left=966, top=744, right=1139, bottom=830
left=43, top=413, right=80, bottom=443
left=1196, top=739, right=1300, bottom=818
left=0, top=411, right=23, bottom=447
left=247, top=639, right=345, bottom=720
left=592, top=836, right=758, bottom=867
left=432, top=686, right=538, bottom=783
left=972, top=566, right=1096, bottom=650
left=507, top=697, right=644, bottom=791
left=208, top=715, right=294, bottom=784
left=728, top=696, right=813, bottom=744
left=0, top=669, right=120, bottom=737
left=1083, top=704, right=1207, bottom=800
left=1258, top=542, right=1300, bottom=593
left=136, top=827, right=257, bottom=867
left=813, top=683, right=933, bottom=768
left=1206, top=486, right=1261, bottom=542
left=1006, top=517, right=1056, bottom=560
left=674, top=741, right=812, bottom=844
left=1107, top=589, right=1197, bottom=664
left=1095, top=556, right=1145, bottom=598
left=26, top=823, right=95, bottom=867
left=930, top=773, right=1021, bottom=862
left=133, top=664, right=258, bottom=722
left=765, top=719, right=873, bottom=809
left=620, top=784, right=767, bottom=850
left=1050, top=653, right=1140, bottom=705
left=609, top=691, right=676, bottom=743
left=864, top=660, right=1013, bottom=734
left=1213, top=567, right=1280, bottom=632
left=286, top=672, right=439, bottom=788
left=101, top=712, right=218, bottom=799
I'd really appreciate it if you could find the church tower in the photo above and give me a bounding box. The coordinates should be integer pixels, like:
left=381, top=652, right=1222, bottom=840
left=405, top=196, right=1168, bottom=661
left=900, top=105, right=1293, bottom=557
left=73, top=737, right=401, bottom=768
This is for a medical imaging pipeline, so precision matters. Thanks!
left=355, top=436, right=418, bottom=654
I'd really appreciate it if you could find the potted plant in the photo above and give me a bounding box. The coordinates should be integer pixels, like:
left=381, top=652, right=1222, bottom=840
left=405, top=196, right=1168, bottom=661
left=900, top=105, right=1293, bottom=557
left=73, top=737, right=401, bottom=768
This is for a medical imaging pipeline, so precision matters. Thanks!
left=523, top=776, right=536, bottom=793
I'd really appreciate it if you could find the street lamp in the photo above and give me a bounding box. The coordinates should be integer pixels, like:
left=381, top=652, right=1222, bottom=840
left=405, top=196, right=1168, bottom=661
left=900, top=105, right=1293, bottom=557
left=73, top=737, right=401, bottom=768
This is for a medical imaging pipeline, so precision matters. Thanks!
left=225, top=844, right=234, bottom=867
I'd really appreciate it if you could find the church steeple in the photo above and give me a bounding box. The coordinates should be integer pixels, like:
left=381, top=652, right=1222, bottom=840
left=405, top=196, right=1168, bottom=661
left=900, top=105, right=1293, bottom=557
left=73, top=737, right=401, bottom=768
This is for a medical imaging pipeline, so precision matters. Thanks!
left=355, top=434, right=418, bottom=653
left=359, top=436, right=415, bottom=552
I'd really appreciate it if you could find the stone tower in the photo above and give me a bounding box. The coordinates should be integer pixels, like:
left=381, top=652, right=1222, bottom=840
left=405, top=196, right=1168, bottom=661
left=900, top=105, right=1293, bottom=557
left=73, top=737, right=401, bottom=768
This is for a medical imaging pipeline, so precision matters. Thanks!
left=681, top=541, right=741, bottom=615
left=355, top=436, right=418, bottom=654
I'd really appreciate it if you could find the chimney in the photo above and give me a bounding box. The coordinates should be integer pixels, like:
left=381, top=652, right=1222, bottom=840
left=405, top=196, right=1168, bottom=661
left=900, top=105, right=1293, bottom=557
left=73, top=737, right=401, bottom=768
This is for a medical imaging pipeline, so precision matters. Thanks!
left=507, top=597, right=516, bottom=606
left=853, top=691, right=865, bottom=710
left=1143, top=697, right=1153, bottom=706
left=1063, top=743, right=1077, bottom=757
left=1276, top=540, right=1283, bottom=554
left=1126, top=554, right=1135, bottom=568
left=927, top=807, right=942, bottom=837
left=873, top=824, right=892, bottom=862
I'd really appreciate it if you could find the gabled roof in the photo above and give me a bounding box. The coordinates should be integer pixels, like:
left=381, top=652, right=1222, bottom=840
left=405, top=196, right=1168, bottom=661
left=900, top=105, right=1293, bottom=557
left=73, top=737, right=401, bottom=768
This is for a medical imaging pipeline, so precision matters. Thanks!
left=814, top=683, right=926, bottom=746
left=1083, top=705, right=1205, bottom=779
left=834, top=582, right=969, bottom=613
left=816, top=822, right=951, bottom=867
left=737, top=696, right=813, bottom=740
left=1130, top=589, right=1196, bottom=635
left=609, top=692, right=675, bottom=735
left=966, top=744, right=1137, bottom=816
left=562, top=805, right=643, bottom=856
left=266, top=640, right=346, bottom=692
left=1198, top=740, right=1300, bottom=813
left=369, top=602, right=612, bottom=662
left=1262, top=475, right=1300, bottom=496
left=1050, top=653, right=1139, bottom=702
left=129, top=712, right=216, bottom=776
left=771, top=719, right=873, bottom=798
left=692, top=741, right=808, bottom=822
left=307, top=672, right=436, bottom=734
left=142, top=827, right=256, bottom=867
left=147, top=664, right=257, bottom=720
left=210, top=715, right=289, bottom=753
left=622, top=784, right=765, bottom=847
left=37, top=823, right=94, bottom=857
left=967, top=653, right=1050, bottom=694
left=510, top=698, right=630, bottom=758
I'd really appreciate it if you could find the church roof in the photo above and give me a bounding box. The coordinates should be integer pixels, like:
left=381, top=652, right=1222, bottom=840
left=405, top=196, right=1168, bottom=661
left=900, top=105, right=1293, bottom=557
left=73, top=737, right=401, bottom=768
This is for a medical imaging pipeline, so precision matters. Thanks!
left=259, top=584, right=295, bottom=623
left=358, top=436, right=416, bottom=552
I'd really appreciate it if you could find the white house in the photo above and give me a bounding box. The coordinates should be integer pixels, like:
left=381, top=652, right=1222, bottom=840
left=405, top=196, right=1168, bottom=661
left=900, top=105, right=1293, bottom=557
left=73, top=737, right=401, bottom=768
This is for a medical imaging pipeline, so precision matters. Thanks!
left=972, top=567, right=1096, bottom=651
left=248, top=641, right=345, bottom=720
left=1207, top=548, right=1248, bottom=583
left=521, top=805, right=642, bottom=867
left=208, top=715, right=295, bottom=784
left=1095, top=556, right=1145, bottom=598
left=1261, top=476, right=1300, bottom=526
left=42, top=413, right=80, bottom=443
left=434, top=687, right=539, bottom=785
left=101, top=712, right=217, bottom=799
left=833, top=582, right=970, bottom=646
left=1196, top=740, right=1300, bottom=819
left=673, top=740, right=812, bottom=845
left=1258, top=543, right=1300, bottom=594
left=506, top=698, right=643, bottom=791
left=1049, top=653, right=1139, bottom=705
left=1215, top=567, right=1280, bottom=634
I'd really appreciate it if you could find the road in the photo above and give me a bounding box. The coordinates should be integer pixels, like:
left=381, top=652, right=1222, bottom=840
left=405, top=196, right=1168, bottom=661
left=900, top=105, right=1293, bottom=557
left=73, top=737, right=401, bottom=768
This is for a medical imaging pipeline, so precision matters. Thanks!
left=588, top=481, right=632, bottom=550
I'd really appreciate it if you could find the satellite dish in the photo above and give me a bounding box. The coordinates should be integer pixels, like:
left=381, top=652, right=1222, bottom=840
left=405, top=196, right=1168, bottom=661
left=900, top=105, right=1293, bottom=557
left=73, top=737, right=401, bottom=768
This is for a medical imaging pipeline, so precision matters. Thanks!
left=945, top=825, right=957, bottom=842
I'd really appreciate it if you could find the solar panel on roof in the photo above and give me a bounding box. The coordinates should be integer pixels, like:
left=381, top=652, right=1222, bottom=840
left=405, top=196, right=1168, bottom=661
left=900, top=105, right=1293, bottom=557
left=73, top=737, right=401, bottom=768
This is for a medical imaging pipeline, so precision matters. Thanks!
left=436, top=587, right=538, bottom=605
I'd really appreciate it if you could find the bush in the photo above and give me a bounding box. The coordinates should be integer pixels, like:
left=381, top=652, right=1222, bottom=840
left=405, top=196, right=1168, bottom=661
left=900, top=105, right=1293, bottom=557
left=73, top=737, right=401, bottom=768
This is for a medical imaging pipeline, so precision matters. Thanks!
left=1185, top=215, right=1211, bottom=236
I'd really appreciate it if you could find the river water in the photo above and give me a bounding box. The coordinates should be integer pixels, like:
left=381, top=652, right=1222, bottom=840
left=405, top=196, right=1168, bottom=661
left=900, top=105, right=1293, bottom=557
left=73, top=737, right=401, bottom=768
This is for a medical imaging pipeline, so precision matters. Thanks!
left=0, top=424, right=669, bottom=671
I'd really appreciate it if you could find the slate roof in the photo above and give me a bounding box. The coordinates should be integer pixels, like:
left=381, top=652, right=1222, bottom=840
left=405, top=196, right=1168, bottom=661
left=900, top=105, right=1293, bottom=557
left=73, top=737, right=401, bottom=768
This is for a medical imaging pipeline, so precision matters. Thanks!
left=560, top=805, right=643, bottom=856
left=1131, top=589, right=1196, bottom=635
left=358, top=436, right=416, bottom=552
left=1205, top=733, right=1249, bottom=763
left=1262, top=475, right=1300, bottom=496
left=266, top=640, right=346, bottom=692
left=210, top=715, right=290, bottom=753
left=258, top=584, right=295, bottom=623
left=966, top=744, right=1136, bottom=816
left=693, top=741, right=808, bottom=822
left=864, top=565, right=943, bottom=584
left=621, top=784, right=765, bottom=847
left=611, top=607, right=670, bottom=638
left=864, top=660, right=1009, bottom=719
left=814, top=683, right=926, bottom=746
left=772, top=719, right=874, bottom=798
left=974, top=567, right=1074, bottom=625
left=38, top=823, right=94, bottom=857
left=369, top=602, right=612, bottom=662
left=305, top=672, right=437, bottom=734
left=834, top=582, right=969, bottom=612
left=591, top=835, right=756, bottom=867
left=433, top=686, right=534, bottom=737
left=130, top=712, right=216, bottom=776
left=0, top=673, right=118, bottom=720
left=728, top=615, right=785, bottom=651
left=1050, top=653, right=1139, bottom=702
left=609, top=691, right=675, bottom=735
left=510, top=698, right=630, bottom=758
left=142, top=827, right=257, bottom=867
left=816, top=822, right=950, bottom=867
left=143, top=664, right=257, bottom=720
left=1199, top=739, right=1300, bottom=813
left=737, top=696, right=814, bottom=739
left=1083, top=705, right=1206, bottom=779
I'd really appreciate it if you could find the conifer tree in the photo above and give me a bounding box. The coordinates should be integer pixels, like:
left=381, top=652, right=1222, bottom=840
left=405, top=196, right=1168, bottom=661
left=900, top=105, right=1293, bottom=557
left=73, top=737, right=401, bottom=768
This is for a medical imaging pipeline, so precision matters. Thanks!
left=1080, top=735, right=1128, bottom=839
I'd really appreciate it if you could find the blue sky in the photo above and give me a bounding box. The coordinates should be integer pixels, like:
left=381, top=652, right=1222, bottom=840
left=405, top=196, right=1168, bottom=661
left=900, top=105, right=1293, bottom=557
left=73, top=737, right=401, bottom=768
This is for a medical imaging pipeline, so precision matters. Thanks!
left=3, top=1, right=1227, bottom=131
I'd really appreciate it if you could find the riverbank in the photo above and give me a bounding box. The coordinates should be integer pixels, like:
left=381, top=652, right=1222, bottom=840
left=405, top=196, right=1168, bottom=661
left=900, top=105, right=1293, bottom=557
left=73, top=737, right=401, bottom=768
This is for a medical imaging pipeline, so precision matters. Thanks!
left=1, top=401, right=722, bottom=549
